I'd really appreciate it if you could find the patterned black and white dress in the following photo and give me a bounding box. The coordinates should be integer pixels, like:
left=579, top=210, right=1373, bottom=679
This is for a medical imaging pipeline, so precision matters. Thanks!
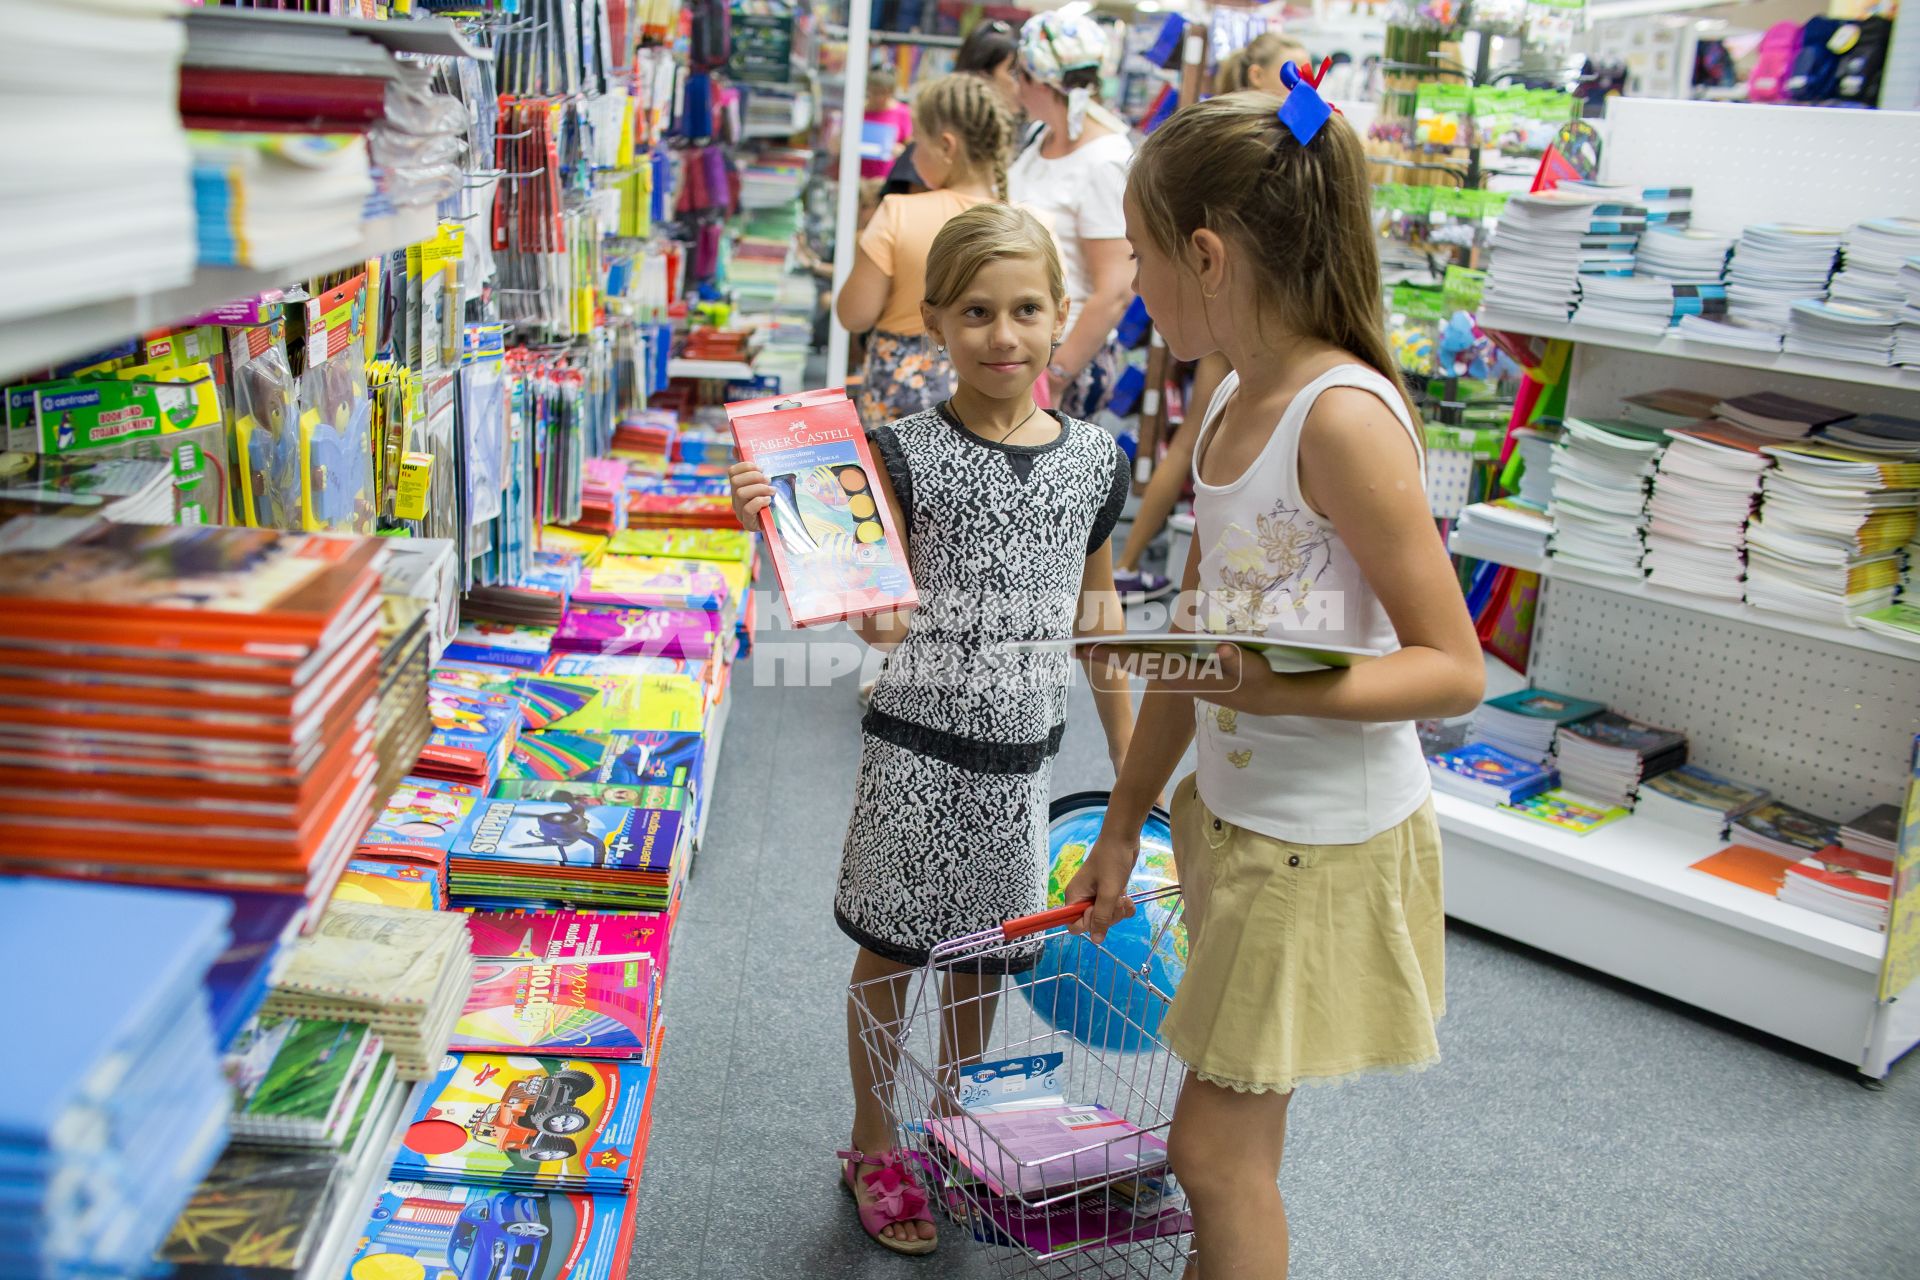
left=835, top=403, right=1130, bottom=970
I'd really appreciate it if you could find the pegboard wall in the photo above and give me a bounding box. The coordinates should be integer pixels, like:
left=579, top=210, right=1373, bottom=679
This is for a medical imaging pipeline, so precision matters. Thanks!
left=1530, top=581, right=1920, bottom=819
left=1598, top=99, right=1920, bottom=235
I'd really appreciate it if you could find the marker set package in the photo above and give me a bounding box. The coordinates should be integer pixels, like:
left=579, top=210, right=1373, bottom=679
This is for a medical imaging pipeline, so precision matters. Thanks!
left=725, top=388, right=916, bottom=627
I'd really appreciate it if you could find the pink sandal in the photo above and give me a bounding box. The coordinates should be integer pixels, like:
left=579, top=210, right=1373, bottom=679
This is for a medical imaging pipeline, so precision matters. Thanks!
left=838, top=1148, right=937, bottom=1256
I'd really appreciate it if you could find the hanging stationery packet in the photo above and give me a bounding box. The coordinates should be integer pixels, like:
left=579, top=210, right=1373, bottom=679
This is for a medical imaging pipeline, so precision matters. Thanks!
left=727, top=390, right=917, bottom=627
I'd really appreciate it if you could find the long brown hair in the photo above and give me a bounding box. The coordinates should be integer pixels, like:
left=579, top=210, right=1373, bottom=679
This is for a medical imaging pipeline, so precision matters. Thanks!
left=1129, top=94, right=1415, bottom=421
left=1213, top=33, right=1306, bottom=94
left=913, top=73, right=1015, bottom=200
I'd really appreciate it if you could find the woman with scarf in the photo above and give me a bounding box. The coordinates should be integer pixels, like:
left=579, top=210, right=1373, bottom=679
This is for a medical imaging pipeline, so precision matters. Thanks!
left=1008, top=12, right=1135, bottom=419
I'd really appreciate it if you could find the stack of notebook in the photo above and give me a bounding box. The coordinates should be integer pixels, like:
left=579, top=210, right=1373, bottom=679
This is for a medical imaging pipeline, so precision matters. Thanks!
left=1483, top=189, right=1646, bottom=323
left=0, top=521, right=386, bottom=923
left=1724, top=223, right=1842, bottom=333
left=1467, top=688, right=1604, bottom=764
left=1547, top=418, right=1667, bottom=577
left=1899, top=257, right=1920, bottom=366
left=1636, top=225, right=1734, bottom=286
left=1643, top=421, right=1776, bottom=600
left=447, top=794, right=689, bottom=912
left=1746, top=444, right=1920, bottom=625
left=1784, top=298, right=1901, bottom=366
left=1828, top=217, right=1920, bottom=310
left=3, top=879, right=232, bottom=1280
left=1553, top=712, right=1687, bottom=807
left=1711, top=392, right=1850, bottom=440
left=262, top=900, right=473, bottom=1080
left=1635, top=765, right=1771, bottom=840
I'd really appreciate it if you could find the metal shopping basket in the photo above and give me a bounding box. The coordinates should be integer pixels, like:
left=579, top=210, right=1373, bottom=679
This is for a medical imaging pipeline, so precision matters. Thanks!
left=850, top=887, right=1191, bottom=1278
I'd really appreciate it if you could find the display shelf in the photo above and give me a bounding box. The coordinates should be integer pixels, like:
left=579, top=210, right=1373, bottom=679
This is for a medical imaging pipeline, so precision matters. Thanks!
left=0, top=207, right=440, bottom=383
left=1445, top=534, right=1920, bottom=662
left=668, top=356, right=759, bottom=381
left=183, top=7, right=491, bottom=60
left=1433, top=793, right=1882, bottom=972
left=1476, top=310, right=1920, bottom=392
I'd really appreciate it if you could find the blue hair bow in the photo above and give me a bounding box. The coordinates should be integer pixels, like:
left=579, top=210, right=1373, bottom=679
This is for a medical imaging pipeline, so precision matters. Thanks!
left=1276, top=58, right=1337, bottom=146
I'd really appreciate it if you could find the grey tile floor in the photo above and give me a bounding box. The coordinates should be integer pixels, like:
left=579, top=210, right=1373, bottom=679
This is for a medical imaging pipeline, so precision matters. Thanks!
left=631, top=631, right=1920, bottom=1280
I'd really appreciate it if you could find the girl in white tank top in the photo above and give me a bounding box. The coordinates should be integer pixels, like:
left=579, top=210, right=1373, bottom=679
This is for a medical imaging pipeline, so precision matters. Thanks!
left=1063, top=92, right=1487, bottom=1280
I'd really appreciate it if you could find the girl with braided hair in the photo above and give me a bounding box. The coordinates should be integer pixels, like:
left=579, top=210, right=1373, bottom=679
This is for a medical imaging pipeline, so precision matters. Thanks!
left=837, top=72, right=1022, bottom=428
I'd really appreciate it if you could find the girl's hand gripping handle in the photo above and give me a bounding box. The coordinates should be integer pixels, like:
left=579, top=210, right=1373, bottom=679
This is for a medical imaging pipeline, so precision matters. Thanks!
left=1059, top=826, right=1141, bottom=944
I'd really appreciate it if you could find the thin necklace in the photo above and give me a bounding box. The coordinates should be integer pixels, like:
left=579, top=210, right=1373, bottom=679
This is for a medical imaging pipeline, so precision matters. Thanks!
left=949, top=398, right=1041, bottom=444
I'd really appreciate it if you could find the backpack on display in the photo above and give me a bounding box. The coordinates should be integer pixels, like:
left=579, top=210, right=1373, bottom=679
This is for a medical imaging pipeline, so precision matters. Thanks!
left=1786, top=17, right=1845, bottom=101
left=1747, top=21, right=1802, bottom=103
left=688, top=0, right=731, bottom=71
left=1831, top=16, right=1893, bottom=106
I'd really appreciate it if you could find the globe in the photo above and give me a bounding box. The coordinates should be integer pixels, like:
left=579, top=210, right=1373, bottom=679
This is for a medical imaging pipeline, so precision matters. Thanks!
left=1019, top=792, right=1189, bottom=1053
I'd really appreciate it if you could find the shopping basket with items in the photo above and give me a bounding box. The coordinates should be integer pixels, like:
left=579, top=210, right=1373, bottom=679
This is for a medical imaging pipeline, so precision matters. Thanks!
left=851, top=884, right=1191, bottom=1278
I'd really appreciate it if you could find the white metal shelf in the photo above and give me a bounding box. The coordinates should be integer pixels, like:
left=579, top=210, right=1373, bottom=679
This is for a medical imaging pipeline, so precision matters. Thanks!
left=1445, top=534, right=1920, bottom=662
left=0, top=208, right=440, bottom=383
left=1434, top=793, right=1883, bottom=972
left=1476, top=311, right=1920, bottom=392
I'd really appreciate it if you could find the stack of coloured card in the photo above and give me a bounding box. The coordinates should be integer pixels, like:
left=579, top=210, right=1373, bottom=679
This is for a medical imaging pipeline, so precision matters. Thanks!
left=262, top=901, right=473, bottom=1081
left=391, top=1053, right=658, bottom=1194
left=0, top=521, right=385, bottom=916
left=1553, top=712, right=1687, bottom=807
left=3, top=880, right=232, bottom=1280
left=446, top=795, right=689, bottom=912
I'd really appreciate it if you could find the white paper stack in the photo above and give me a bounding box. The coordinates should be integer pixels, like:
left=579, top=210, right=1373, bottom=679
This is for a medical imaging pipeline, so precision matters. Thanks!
left=1831, top=217, right=1920, bottom=308
left=1636, top=226, right=1734, bottom=285
left=1745, top=443, right=1920, bottom=625
left=1784, top=298, right=1900, bottom=366
left=1454, top=499, right=1552, bottom=563
left=1576, top=275, right=1679, bottom=335
left=1724, top=222, right=1842, bottom=334
left=1483, top=190, right=1645, bottom=323
left=1512, top=426, right=1558, bottom=509
left=0, top=0, right=196, bottom=323
left=1643, top=421, right=1775, bottom=600
left=1547, top=418, right=1666, bottom=577
left=1676, top=314, right=1787, bottom=351
left=1897, top=256, right=1920, bottom=366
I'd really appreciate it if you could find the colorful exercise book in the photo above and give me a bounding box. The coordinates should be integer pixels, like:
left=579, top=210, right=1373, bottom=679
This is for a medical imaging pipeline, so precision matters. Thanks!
left=465, top=908, right=674, bottom=973
left=416, top=682, right=521, bottom=786
left=441, top=620, right=558, bottom=671
left=348, top=1182, right=639, bottom=1280
left=572, top=559, right=732, bottom=612
left=1730, top=800, right=1840, bottom=860
left=551, top=604, right=720, bottom=658
left=1426, top=743, right=1558, bottom=807
left=333, top=857, right=441, bottom=910
left=512, top=672, right=706, bottom=733
left=1497, top=788, right=1630, bottom=835
left=447, top=797, right=686, bottom=911
left=1691, top=844, right=1798, bottom=895
left=496, top=728, right=703, bottom=801
left=392, top=1053, right=655, bottom=1193
left=1469, top=687, right=1606, bottom=763
left=926, top=1104, right=1170, bottom=1199
left=1779, top=843, right=1895, bottom=929
left=607, top=526, right=754, bottom=562
left=451, top=956, right=658, bottom=1061
left=223, top=1014, right=385, bottom=1148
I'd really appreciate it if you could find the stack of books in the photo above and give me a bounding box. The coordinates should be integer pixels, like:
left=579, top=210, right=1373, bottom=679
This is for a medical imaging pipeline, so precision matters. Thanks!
left=2, top=0, right=196, bottom=323
left=1553, top=712, right=1687, bottom=807
left=0, top=522, right=385, bottom=923
left=1643, top=421, right=1776, bottom=599
left=1724, top=222, right=1842, bottom=334
left=1426, top=743, right=1559, bottom=807
left=1784, top=298, right=1900, bottom=365
left=1712, top=392, right=1850, bottom=440
left=261, top=900, right=474, bottom=1081
left=1730, top=799, right=1838, bottom=861
left=1620, top=387, right=1721, bottom=431
left=1821, top=411, right=1920, bottom=457
left=1828, top=217, right=1920, bottom=310
left=1576, top=276, right=1727, bottom=336
left=1779, top=842, right=1895, bottom=930
left=1547, top=418, right=1667, bottom=577
left=1467, top=688, right=1604, bottom=764
left=1453, top=498, right=1552, bottom=564
left=1483, top=189, right=1646, bottom=323
left=5, top=880, right=232, bottom=1280
left=1636, top=225, right=1735, bottom=285
left=1746, top=444, right=1920, bottom=625
left=1676, top=312, right=1790, bottom=351
left=1635, top=765, right=1770, bottom=840
left=447, top=793, right=689, bottom=912
left=189, top=132, right=374, bottom=270
left=1899, top=256, right=1920, bottom=366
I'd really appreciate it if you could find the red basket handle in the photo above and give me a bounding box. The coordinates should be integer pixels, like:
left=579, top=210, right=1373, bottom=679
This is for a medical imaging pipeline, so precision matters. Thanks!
left=1001, top=900, right=1092, bottom=940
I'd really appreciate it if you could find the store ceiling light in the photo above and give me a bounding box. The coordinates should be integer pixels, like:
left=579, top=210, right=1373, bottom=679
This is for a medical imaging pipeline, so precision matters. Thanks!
left=1059, top=1, right=1094, bottom=16
left=1138, top=0, right=1163, bottom=10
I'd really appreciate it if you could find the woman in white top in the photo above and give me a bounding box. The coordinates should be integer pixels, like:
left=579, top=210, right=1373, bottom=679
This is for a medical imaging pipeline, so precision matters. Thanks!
left=1007, top=12, right=1135, bottom=419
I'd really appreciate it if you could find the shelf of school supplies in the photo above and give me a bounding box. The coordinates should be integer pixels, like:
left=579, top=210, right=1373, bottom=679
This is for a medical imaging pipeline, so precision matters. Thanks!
left=1434, top=793, right=1884, bottom=972
left=668, top=356, right=760, bottom=381
left=0, top=206, right=441, bottom=384
left=1475, top=310, right=1920, bottom=393
left=1445, top=534, right=1920, bottom=663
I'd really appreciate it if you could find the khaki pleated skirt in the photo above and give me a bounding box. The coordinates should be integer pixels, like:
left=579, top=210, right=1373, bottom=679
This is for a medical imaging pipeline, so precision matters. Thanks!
left=1160, top=774, right=1446, bottom=1095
